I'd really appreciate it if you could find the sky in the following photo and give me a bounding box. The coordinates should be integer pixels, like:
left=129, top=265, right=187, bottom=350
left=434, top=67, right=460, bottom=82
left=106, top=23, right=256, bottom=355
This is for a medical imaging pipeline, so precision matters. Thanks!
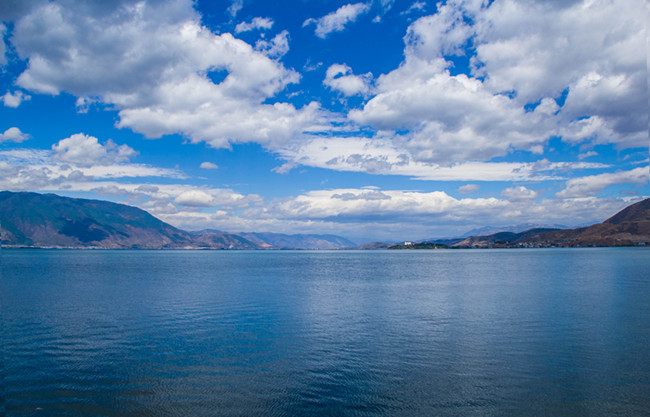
left=0, top=0, right=648, bottom=244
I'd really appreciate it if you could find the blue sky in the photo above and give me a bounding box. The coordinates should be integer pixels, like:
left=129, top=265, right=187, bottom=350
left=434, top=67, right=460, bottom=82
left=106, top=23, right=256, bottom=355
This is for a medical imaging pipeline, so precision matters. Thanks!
left=0, top=0, right=647, bottom=243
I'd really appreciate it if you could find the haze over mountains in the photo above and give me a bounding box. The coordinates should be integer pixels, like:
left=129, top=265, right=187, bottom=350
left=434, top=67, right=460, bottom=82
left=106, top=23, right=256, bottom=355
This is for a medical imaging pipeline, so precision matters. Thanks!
left=0, top=191, right=648, bottom=249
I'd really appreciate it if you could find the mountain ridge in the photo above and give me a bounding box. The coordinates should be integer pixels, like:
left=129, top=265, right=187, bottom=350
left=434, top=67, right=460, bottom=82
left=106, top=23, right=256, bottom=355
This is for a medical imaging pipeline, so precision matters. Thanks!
left=1, top=191, right=648, bottom=249
left=0, top=191, right=354, bottom=250
left=448, top=199, right=650, bottom=248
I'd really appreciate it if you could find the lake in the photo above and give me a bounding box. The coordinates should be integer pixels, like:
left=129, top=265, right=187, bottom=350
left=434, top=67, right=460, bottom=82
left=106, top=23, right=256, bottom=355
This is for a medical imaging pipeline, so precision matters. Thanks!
left=2, top=248, right=649, bottom=416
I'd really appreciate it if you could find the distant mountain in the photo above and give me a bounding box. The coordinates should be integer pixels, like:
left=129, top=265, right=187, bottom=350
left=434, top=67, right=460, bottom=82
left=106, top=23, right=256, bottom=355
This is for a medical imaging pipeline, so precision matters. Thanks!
left=3, top=191, right=647, bottom=250
left=239, top=232, right=357, bottom=250
left=517, top=199, right=650, bottom=248
left=460, top=223, right=569, bottom=238
left=183, top=230, right=259, bottom=250
left=452, top=228, right=562, bottom=248
left=0, top=191, right=354, bottom=250
left=358, top=242, right=391, bottom=250
left=453, top=198, right=650, bottom=248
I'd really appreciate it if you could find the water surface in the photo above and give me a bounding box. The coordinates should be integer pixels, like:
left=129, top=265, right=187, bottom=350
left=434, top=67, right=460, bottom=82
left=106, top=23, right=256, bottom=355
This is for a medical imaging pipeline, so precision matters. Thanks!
left=2, top=249, right=649, bottom=416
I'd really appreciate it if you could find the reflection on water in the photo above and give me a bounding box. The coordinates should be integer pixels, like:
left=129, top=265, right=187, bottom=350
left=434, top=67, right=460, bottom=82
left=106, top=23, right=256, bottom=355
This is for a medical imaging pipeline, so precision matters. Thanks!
left=2, top=249, right=649, bottom=416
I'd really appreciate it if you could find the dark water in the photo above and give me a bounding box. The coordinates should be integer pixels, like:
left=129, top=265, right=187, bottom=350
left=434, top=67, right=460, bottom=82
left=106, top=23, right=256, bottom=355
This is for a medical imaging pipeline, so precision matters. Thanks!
left=1, top=249, right=649, bottom=416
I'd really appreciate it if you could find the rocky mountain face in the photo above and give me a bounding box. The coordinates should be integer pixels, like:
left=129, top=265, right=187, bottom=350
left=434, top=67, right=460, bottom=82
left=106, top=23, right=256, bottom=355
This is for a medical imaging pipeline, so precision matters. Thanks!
left=0, top=191, right=354, bottom=250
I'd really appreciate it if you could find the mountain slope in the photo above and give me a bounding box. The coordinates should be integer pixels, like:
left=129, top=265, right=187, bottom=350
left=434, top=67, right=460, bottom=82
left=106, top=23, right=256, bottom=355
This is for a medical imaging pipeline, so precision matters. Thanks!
left=0, top=191, right=194, bottom=248
left=519, top=199, right=650, bottom=247
left=452, top=198, right=650, bottom=248
left=452, top=228, right=561, bottom=248
left=0, top=191, right=355, bottom=249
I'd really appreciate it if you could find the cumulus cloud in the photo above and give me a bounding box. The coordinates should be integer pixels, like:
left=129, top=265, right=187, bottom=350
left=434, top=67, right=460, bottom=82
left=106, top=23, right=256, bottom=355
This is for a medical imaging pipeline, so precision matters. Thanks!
left=255, top=30, right=290, bottom=58
left=1, top=90, right=31, bottom=107
left=10, top=0, right=320, bottom=151
left=237, top=187, right=640, bottom=241
left=174, top=190, right=216, bottom=207
left=347, top=0, right=646, bottom=166
left=324, top=63, right=372, bottom=96
left=0, top=127, right=30, bottom=143
left=556, top=167, right=649, bottom=198
left=52, top=133, right=136, bottom=167
left=304, top=3, right=370, bottom=38
left=501, top=186, right=538, bottom=201
left=250, top=188, right=506, bottom=222
left=1, top=0, right=645, bottom=189
left=0, top=141, right=642, bottom=240
left=349, top=57, right=555, bottom=164
left=405, top=3, right=472, bottom=58
left=200, top=161, right=218, bottom=169
left=235, top=17, right=273, bottom=33
left=473, top=0, right=646, bottom=148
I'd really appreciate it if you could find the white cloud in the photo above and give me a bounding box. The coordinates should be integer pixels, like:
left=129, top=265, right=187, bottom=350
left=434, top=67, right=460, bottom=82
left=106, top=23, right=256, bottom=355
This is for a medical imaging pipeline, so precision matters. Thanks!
left=405, top=3, right=472, bottom=59
left=278, top=136, right=608, bottom=181
left=52, top=133, right=136, bottom=167
left=2, top=0, right=645, bottom=189
left=255, top=30, right=290, bottom=58
left=0, top=149, right=185, bottom=192
left=472, top=0, right=646, bottom=148
left=458, top=184, right=479, bottom=194
left=235, top=17, right=273, bottom=33
left=349, top=57, right=555, bottom=164
left=174, top=190, right=216, bottom=207
left=0, top=141, right=643, bottom=241
left=252, top=188, right=506, bottom=221
left=227, top=0, right=243, bottom=17
left=81, top=164, right=181, bottom=179
left=556, top=167, right=649, bottom=198
left=235, top=187, right=641, bottom=241
left=11, top=0, right=320, bottom=151
left=0, top=127, right=30, bottom=143
left=501, top=186, right=538, bottom=201
left=200, top=161, right=218, bottom=169
left=402, top=2, right=426, bottom=15
left=1, top=90, right=32, bottom=107
left=324, top=63, right=372, bottom=96
left=304, top=3, right=371, bottom=38
left=343, top=0, right=646, bottom=168
left=578, top=151, right=598, bottom=160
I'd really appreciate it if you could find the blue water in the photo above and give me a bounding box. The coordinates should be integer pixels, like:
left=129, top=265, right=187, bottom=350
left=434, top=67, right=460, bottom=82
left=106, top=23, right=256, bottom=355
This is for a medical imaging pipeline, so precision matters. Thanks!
left=1, top=249, right=649, bottom=416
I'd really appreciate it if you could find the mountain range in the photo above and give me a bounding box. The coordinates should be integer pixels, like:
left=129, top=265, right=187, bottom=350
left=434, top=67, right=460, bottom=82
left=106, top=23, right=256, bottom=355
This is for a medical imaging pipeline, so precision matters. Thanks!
left=428, top=198, right=650, bottom=248
left=1, top=191, right=648, bottom=249
left=0, top=191, right=356, bottom=249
